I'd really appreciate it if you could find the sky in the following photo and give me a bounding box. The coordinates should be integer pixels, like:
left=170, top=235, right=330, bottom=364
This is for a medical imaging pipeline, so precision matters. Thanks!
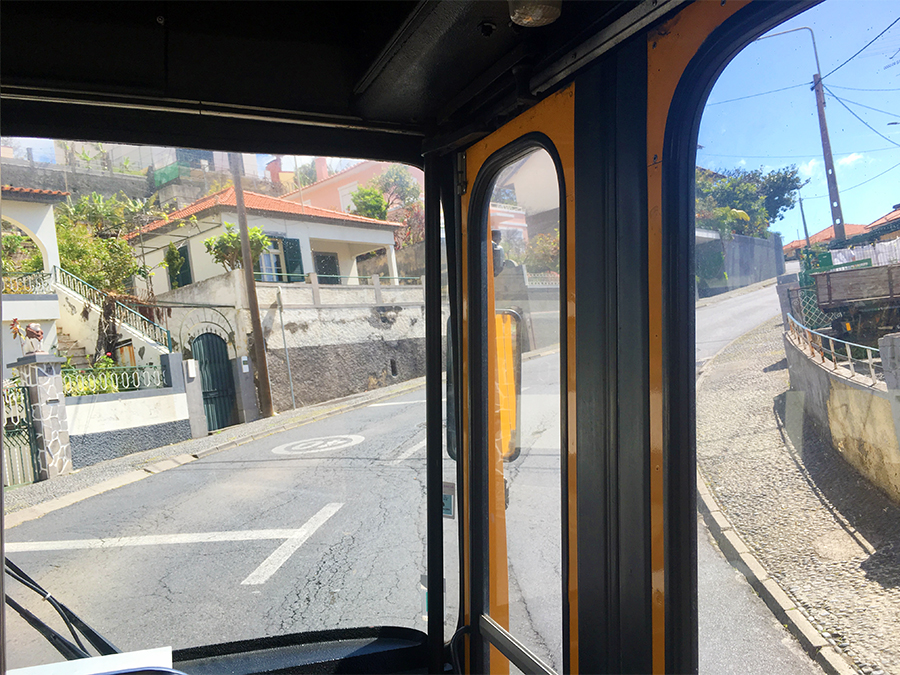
left=699, top=0, right=900, bottom=245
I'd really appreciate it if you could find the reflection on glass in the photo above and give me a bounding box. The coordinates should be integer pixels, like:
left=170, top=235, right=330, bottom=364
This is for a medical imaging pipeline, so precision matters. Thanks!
left=486, top=148, right=562, bottom=672
left=1, top=142, right=431, bottom=669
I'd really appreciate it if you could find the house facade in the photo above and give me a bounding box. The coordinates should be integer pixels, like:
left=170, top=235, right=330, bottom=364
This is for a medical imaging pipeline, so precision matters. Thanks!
left=128, top=187, right=402, bottom=295
left=1, top=186, right=68, bottom=379
left=281, top=159, right=425, bottom=217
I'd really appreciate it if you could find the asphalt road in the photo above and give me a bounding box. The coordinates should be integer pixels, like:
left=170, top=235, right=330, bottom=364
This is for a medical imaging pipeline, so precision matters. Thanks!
left=5, top=353, right=565, bottom=671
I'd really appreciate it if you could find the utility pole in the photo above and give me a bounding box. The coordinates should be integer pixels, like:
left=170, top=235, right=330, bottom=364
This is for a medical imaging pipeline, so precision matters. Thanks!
left=757, top=27, right=846, bottom=242
left=813, top=73, right=846, bottom=241
left=229, top=152, right=274, bottom=418
left=799, top=192, right=811, bottom=248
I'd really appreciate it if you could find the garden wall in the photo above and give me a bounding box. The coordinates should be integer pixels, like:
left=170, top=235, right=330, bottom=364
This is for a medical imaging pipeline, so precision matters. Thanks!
left=65, top=354, right=206, bottom=467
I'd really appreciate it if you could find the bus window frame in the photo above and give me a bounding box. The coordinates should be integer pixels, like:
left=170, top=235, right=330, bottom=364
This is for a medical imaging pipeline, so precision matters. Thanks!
left=463, top=132, right=568, bottom=675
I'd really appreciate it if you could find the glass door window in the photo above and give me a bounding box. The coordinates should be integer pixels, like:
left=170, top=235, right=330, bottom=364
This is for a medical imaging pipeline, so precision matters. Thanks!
left=478, top=145, right=563, bottom=674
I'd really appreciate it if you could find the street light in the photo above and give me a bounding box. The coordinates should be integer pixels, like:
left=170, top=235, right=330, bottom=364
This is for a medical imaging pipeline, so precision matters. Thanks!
left=756, top=26, right=846, bottom=241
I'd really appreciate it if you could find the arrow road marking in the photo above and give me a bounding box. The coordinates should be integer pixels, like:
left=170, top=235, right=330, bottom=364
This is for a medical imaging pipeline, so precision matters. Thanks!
left=7, top=503, right=345, bottom=587
left=241, top=503, right=343, bottom=585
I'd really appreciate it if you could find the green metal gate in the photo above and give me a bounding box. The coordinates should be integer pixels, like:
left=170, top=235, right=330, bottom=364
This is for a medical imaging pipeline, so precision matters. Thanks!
left=192, top=333, right=237, bottom=432
left=3, top=385, right=39, bottom=487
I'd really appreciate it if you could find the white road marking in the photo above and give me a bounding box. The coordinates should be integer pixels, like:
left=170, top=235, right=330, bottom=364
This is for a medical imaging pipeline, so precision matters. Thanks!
left=271, top=435, right=364, bottom=455
left=369, top=399, right=445, bottom=407
left=241, top=503, right=343, bottom=585
left=8, top=504, right=345, bottom=587
left=5, top=530, right=301, bottom=553
left=391, top=438, right=427, bottom=465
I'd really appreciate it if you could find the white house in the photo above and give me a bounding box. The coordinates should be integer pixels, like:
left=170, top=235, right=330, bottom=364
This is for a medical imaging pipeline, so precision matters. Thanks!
left=127, top=187, right=402, bottom=294
left=1, top=186, right=68, bottom=379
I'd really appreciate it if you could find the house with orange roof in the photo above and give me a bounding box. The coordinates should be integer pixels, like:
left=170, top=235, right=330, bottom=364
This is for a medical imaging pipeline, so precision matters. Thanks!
left=281, top=158, right=424, bottom=218
left=128, top=187, right=403, bottom=295
left=782, top=222, right=869, bottom=259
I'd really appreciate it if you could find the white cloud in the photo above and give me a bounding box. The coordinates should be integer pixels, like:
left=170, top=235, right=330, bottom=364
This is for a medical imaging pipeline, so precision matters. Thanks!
left=838, top=152, right=863, bottom=167
left=739, top=159, right=747, bottom=166
left=799, top=158, right=819, bottom=178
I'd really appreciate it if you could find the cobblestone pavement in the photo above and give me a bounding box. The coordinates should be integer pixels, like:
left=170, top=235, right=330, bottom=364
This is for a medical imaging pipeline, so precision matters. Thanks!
left=698, top=316, right=900, bottom=675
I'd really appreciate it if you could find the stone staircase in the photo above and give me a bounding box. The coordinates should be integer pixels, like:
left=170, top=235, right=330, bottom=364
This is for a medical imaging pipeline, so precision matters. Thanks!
left=56, top=332, right=91, bottom=368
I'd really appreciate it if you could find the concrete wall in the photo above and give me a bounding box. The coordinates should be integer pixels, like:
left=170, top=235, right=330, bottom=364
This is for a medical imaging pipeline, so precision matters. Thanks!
left=259, top=281, right=445, bottom=411
left=65, top=354, right=204, bottom=467
left=697, top=233, right=784, bottom=297
left=158, top=270, right=442, bottom=414
left=784, top=333, right=900, bottom=503
left=1, top=159, right=151, bottom=200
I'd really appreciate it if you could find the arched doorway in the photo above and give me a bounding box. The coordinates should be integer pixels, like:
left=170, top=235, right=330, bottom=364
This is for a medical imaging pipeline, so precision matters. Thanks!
left=191, top=332, right=237, bottom=431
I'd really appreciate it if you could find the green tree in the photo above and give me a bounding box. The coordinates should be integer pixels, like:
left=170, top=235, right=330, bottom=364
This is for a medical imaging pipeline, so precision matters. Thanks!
left=524, top=229, right=560, bottom=273
left=350, top=186, right=388, bottom=221
left=371, top=165, right=421, bottom=210
left=56, top=223, right=145, bottom=292
left=164, top=242, right=186, bottom=289
left=695, top=166, right=805, bottom=238
left=53, top=192, right=170, bottom=292
left=55, top=191, right=166, bottom=239
left=203, top=224, right=270, bottom=272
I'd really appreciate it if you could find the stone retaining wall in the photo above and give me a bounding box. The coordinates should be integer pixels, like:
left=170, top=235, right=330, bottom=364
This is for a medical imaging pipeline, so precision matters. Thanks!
left=783, top=333, right=900, bottom=503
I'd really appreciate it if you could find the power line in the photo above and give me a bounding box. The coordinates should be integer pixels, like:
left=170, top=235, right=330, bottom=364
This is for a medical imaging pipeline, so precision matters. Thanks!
left=829, top=85, right=900, bottom=93
left=803, top=160, right=900, bottom=199
left=705, top=83, right=807, bottom=106
left=822, top=15, right=900, bottom=80
left=831, top=95, right=900, bottom=119
left=823, top=84, right=900, bottom=148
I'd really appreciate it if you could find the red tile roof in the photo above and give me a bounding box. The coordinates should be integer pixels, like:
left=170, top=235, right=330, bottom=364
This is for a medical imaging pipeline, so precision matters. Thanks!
left=783, top=223, right=868, bottom=252
left=865, top=207, right=900, bottom=231
left=2, top=185, right=70, bottom=197
left=128, top=187, right=400, bottom=240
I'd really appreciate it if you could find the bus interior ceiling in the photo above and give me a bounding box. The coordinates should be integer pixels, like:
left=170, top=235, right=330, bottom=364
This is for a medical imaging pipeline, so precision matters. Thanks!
left=2, top=1, right=657, bottom=159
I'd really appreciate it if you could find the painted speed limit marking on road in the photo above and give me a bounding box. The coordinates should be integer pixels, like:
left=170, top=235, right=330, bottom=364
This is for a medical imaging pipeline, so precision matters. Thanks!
left=271, top=435, right=365, bottom=455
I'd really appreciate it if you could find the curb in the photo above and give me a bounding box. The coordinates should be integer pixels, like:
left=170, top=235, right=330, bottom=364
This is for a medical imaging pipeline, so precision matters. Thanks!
left=697, top=471, right=858, bottom=675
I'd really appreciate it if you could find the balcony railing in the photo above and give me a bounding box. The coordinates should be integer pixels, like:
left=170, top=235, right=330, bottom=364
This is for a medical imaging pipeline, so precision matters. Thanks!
left=1, top=272, right=53, bottom=295
left=54, top=267, right=172, bottom=351
left=786, top=313, right=883, bottom=385
left=62, top=365, right=165, bottom=397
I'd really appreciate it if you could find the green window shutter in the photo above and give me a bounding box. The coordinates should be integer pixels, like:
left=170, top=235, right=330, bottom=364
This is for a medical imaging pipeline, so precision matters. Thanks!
left=282, top=238, right=304, bottom=282
left=175, top=245, right=193, bottom=288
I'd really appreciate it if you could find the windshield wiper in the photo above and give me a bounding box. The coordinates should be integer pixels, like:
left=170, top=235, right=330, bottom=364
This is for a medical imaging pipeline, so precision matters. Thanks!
left=5, top=557, right=120, bottom=660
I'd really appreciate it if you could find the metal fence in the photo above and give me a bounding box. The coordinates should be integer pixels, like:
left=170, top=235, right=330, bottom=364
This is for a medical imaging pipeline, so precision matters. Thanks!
left=2, top=384, right=38, bottom=487
left=526, top=273, right=560, bottom=286
left=2, top=271, right=53, bottom=295
left=787, top=314, right=883, bottom=386
left=54, top=267, right=172, bottom=351
left=62, top=365, right=165, bottom=397
left=786, top=286, right=842, bottom=331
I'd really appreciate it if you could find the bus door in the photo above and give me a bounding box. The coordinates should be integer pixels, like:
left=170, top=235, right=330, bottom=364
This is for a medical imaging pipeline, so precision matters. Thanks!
left=457, top=86, right=573, bottom=675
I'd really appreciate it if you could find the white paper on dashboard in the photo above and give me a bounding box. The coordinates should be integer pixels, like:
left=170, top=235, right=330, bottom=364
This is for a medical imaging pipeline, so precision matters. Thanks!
left=8, top=646, right=173, bottom=675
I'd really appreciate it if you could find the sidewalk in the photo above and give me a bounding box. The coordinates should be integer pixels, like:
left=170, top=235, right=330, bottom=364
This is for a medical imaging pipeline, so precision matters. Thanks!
left=697, top=315, right=900, bottom=675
